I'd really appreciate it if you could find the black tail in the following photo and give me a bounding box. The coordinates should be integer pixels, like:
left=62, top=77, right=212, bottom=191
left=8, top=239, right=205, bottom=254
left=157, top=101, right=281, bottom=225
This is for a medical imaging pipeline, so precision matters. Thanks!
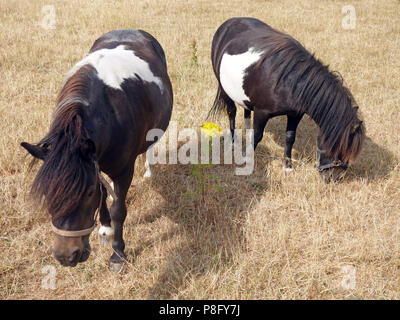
left=207, top=84, right=228, bottom=119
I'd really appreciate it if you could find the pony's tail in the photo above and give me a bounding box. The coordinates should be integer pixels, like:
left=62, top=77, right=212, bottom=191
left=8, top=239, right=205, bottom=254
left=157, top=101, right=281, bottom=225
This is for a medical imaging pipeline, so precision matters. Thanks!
left=207, top=84, right=228, bottom=119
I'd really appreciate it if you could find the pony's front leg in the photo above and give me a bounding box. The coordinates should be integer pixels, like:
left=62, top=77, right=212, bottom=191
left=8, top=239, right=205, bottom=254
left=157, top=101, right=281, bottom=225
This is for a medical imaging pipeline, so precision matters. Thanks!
left=109, top=165, right=134, bottom=272
left=283, top=114, right=303, bottom=171
left=252, top=109, right=270, bottom=150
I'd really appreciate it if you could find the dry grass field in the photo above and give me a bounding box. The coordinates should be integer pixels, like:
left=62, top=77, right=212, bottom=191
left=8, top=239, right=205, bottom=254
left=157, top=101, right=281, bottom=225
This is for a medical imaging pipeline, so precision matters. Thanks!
left=0, top=0, right=399, bottom=300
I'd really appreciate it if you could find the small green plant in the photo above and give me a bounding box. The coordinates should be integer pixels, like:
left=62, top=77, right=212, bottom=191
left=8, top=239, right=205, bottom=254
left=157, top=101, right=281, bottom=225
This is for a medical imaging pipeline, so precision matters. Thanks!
left=251, top=182, right=267, bottom=195
left=189, top=123, right=223, bottom=205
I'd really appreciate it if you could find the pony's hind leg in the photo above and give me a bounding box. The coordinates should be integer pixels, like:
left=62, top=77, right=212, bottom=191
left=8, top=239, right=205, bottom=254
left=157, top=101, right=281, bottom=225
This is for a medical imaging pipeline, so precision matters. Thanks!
left=244, top=109, right=251, bottom=130
left=283, top=114, right=303, bottom=171
left=143, top=149, right=153, bottom=178
left=210, top=85, right=237, bottom=141
left=225, top=96, right=237, bottom=141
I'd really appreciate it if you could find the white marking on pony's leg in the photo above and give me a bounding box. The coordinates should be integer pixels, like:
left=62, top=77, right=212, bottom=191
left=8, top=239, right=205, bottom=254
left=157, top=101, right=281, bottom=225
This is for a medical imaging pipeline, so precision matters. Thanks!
left=65, top=45, right=164, bottom=92
left=219, top=47, right=263, bottom=106
left=143, top=158, right=152, bottom=178
left=244, top=118, right=251, bottom=130
left=284, top=167, right=294, bottom=173
left=98, top=225, right=114, bottom=247
left=107, top=182, right=114, bottom=201
left=143, top=145, right=154, bottom=178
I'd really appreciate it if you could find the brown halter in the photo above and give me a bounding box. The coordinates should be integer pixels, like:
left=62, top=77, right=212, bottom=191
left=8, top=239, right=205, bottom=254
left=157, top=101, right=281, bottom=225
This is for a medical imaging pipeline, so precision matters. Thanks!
left=51, top=161, right=117, bottom=238
left=315, top=147, right=349, bottom=172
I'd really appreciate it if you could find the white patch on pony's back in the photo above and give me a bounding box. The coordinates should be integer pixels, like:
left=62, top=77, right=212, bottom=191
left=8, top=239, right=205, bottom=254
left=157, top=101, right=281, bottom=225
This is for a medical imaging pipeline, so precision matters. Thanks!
left=66, top=45, right=163, bottom=92
left=219, top=47, right=263, bottom=107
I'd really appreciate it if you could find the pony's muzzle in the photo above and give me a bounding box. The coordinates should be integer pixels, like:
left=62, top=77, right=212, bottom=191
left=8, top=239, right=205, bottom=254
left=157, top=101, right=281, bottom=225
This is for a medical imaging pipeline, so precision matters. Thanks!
left=52, top=246, right=81, bottom=267
left=51, top=235, right=91, bottom=267
left=318, top=167, right=348, bottom=183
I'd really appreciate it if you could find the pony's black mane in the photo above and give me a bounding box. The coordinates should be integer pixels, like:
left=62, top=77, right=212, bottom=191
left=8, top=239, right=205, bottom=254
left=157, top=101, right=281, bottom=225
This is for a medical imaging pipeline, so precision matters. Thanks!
left=256, top=32, right=364, bottom=161
left=31, top=66, right=94, bottom=220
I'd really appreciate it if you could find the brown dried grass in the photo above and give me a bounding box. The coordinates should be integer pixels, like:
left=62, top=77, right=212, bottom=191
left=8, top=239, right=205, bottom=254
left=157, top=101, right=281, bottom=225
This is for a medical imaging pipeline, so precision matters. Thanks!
left=0, top=0, right=399, bottom=299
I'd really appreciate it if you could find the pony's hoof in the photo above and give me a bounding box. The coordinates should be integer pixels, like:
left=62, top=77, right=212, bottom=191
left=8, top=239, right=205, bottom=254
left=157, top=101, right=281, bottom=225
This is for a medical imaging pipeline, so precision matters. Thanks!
left=98, top=226, right=114, bottom=247
left=109, top=262, right=125, bottom=273
left=283, top=166, right=294, bottom=173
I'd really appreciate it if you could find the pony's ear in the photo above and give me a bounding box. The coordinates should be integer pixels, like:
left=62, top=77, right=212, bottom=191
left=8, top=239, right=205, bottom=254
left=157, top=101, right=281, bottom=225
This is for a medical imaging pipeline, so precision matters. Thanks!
left=21, top=142, right=48, bottom=160
left=80, top=139, right=96, bottom=157
left=351, top=120, right=363, bottom=134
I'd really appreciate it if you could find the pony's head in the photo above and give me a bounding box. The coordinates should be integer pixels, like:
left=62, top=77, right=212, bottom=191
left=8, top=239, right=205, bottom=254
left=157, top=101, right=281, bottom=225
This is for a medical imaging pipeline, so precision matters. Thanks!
left=21, top=109, right=102, bottom=267
left=316, top=106, right=365, bottom=182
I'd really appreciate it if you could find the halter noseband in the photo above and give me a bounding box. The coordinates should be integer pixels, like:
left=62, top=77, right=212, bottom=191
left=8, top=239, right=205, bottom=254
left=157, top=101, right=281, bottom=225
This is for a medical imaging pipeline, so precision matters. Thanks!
left=51, top=223, right=97, bottom=238
left=316, top=160, right=349, bottom=172
left=51, top=161, right=117, bottom=238
left=315, top=147, right=349, bottom=172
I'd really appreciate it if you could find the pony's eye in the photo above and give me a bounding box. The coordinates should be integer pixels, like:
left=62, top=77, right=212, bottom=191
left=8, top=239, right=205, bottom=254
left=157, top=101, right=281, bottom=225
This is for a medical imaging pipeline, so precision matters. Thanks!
left=87, top=188, right=94, bottom=198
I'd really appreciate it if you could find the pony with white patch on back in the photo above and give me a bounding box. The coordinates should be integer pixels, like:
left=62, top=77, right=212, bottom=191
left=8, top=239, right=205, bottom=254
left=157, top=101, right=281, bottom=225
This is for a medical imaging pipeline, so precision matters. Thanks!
left=21, top=29, right=173, bottom=271
left=209, top=17, right=365, bottom=182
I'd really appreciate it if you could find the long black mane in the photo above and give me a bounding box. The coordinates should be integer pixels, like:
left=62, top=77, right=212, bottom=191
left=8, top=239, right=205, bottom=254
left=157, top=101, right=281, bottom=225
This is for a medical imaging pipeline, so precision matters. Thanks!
left=256, top=33, right=364, bottom=161
left=30, top=66, right=94, bottom=220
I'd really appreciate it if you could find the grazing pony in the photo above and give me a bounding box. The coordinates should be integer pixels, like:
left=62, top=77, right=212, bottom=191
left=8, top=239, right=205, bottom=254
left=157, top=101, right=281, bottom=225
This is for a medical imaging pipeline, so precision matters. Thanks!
left=21, top=30, right=173, bottom=270
left=209, top=17, right=365, bottom=181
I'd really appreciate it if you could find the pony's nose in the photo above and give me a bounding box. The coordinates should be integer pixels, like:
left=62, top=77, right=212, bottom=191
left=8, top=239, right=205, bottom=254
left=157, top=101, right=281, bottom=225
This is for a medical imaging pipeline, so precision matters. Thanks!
left=68, top=248, right=81, bottom=264
left=319, top=171, right=331, bottom=183
left=52, top=247, right=81, bottom=267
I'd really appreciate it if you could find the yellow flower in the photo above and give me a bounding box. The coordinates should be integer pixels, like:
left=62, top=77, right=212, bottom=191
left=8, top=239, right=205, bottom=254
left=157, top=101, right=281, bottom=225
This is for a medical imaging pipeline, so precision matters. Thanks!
left=200, top=122, right=223, bottom=138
